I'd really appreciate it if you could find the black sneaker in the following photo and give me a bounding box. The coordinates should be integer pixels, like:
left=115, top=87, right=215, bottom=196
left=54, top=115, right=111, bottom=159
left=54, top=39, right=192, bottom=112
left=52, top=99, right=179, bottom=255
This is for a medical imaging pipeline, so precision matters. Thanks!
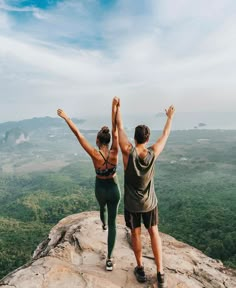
left=134, top=266, right=147, bottom=283
left=157, top=272, right=167, bottom=288
left=102, top=224, right=108, bottom=231
left=106, top=259, right=113, bottom=271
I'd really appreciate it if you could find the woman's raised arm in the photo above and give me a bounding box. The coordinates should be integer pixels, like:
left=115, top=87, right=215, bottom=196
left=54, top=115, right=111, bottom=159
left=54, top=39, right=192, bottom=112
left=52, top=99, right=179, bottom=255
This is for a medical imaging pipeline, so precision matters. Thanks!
left=111, top=97, right=119, bottom=152
left=57, top=108, right=96, bottom=158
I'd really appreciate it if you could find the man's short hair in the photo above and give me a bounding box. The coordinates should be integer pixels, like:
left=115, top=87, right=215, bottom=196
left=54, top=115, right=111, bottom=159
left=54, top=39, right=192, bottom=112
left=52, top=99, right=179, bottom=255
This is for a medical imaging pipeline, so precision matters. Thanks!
left=134, top=125, right=150, bottom=144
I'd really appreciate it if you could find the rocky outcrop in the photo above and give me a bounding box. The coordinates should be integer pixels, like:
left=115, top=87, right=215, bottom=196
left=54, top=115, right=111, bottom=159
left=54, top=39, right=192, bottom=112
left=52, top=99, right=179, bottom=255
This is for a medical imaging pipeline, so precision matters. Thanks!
left=0, top=211, right=235, bottom=288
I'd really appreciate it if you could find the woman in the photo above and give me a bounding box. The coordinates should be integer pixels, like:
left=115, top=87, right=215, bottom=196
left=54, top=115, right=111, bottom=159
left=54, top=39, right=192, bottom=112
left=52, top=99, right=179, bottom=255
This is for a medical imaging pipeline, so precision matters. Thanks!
left=57, top=97, right=121, bottom=271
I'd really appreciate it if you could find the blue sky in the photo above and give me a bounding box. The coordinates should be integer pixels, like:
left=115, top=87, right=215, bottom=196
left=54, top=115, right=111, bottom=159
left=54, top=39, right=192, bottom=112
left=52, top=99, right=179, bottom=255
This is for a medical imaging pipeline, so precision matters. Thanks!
left=0, top=0, right=236, bottom=123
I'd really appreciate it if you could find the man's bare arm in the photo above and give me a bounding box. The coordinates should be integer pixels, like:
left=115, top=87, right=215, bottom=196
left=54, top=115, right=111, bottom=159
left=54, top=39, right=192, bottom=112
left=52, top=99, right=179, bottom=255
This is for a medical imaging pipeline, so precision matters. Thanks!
left=151, top=105, right=175, bottom=158
left=116, top=102, right=132, bottom=155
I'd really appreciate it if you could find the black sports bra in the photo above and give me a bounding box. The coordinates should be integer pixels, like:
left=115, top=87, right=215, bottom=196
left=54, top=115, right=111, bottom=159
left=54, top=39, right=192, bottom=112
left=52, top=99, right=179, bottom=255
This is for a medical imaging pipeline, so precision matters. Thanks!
left=95, top=150, right=117, bottom=177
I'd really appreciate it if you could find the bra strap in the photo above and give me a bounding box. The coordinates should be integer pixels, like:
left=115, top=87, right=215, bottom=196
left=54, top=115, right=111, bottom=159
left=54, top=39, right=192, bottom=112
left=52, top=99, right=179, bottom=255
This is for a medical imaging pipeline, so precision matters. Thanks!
left=99, top=150, right=106, bottom=161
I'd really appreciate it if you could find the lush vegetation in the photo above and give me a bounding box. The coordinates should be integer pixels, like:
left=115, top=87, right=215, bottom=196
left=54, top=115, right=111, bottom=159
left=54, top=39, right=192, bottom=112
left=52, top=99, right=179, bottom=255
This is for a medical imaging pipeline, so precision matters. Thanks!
left=0, top=129, right=235, bottom=279
left=155, top=130, right=236, bottom=268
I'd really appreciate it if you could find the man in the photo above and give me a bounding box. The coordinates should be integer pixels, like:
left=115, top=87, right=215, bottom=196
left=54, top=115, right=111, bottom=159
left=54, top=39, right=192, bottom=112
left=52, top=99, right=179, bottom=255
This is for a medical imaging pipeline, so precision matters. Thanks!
left=113, top=97, right=175, bottom=288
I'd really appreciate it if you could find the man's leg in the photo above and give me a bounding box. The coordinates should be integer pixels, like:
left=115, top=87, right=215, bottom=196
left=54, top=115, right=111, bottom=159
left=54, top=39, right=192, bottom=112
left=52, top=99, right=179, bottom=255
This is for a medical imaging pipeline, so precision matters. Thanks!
left=131, top=227, right=142, bottom=267
left=143, top=208, right=166, bottom=287
left=124, top=209, right=146, bottom=283
left=148, top=225, right=163, bottom=273
left=131, top=227, right=147, bottom=283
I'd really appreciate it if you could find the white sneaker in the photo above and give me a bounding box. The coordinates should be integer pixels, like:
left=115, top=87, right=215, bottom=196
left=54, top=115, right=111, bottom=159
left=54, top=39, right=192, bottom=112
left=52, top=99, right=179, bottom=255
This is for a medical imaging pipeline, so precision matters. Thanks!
left=106, top=259, right=113, bottom=271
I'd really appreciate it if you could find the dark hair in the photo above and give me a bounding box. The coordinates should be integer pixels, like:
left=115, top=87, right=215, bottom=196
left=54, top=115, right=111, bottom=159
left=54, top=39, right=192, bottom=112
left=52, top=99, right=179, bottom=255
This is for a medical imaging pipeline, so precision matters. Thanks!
left=134, top=125, right=150, bottom=144
left=97, top=126, right=111, bottom=145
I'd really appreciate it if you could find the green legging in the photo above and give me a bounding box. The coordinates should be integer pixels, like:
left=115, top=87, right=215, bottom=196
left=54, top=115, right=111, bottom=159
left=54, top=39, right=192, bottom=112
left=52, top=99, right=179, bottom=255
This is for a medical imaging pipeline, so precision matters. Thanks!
left=95, top=175, right=121, bottom=259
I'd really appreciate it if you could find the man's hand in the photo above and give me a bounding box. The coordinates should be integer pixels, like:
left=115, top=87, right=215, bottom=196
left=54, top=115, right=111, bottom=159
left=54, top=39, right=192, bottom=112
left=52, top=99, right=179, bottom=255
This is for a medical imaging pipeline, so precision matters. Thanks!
left=165, top=105, right=175, bottom=119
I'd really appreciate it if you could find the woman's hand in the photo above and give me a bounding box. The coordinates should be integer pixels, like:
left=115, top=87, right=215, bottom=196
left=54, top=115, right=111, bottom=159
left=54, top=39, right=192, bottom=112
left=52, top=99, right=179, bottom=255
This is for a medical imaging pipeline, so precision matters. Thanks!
left=165, top=105, right=175, bottom=119
left=112, top=96, right=120, bottom=108
left=57, top=108, right=68, bottom=120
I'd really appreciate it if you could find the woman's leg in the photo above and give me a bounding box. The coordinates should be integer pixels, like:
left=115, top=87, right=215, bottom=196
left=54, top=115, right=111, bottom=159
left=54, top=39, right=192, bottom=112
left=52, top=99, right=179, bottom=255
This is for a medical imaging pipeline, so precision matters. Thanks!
left=107, top=178, right=121, bottom=259
left=95, top=178, right=107, bottom=227
left=100, top=204, right=107, bottom=227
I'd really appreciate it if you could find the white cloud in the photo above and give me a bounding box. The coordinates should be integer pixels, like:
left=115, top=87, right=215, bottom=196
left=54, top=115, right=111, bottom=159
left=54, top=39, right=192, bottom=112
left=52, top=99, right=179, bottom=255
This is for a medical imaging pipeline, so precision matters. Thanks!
left=0, top=35, right=111, bottom=82
left=152, top=0, right=232, bottom=23
left=0, top=0, right=236, bottom=123
left=0, top=10, right=11, bottom=30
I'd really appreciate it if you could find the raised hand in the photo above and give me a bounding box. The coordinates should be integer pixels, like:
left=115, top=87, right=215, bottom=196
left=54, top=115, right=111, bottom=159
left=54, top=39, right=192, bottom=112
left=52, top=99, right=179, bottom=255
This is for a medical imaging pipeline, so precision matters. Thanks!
left=57, top=108, right=68, bottom=120
left=165, top=105, right=175, bottom=119
left=112, top=96, right=120, bottom=108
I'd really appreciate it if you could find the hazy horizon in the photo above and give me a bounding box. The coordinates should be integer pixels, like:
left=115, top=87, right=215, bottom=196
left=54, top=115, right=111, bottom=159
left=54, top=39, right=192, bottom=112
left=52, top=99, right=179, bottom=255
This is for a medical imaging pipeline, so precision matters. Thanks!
left=1, top=111, right=236, bottom=131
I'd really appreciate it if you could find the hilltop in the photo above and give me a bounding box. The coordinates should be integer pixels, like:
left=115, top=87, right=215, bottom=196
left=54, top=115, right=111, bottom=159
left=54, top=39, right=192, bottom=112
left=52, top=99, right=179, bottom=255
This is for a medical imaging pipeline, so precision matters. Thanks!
left=0, top=212, right=235, bottom=288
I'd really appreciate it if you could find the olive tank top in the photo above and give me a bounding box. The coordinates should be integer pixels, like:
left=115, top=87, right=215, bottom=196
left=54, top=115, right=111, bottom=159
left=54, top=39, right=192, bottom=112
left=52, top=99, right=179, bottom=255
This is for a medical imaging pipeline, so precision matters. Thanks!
left=124, top=146, right=157, bottom=213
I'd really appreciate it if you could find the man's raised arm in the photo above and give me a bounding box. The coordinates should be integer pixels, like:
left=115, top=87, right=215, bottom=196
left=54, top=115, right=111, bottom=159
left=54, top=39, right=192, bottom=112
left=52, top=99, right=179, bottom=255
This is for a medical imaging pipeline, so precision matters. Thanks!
left=151, top=105, right=175, bottom=158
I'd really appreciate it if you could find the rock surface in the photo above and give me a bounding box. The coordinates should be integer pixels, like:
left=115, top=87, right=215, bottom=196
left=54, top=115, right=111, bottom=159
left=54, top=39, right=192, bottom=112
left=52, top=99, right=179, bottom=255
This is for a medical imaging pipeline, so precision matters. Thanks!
left=0, top=211, right=235, bottom=288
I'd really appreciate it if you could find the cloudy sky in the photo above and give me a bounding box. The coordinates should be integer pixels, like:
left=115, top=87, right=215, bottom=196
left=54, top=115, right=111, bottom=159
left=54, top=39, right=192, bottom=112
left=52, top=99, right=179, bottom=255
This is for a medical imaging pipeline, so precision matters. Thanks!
left=0, top=0, right=236, bottom=124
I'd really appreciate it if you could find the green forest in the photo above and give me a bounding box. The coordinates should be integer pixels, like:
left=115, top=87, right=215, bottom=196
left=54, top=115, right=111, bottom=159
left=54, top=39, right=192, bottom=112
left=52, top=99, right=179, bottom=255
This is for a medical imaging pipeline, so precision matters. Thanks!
left=0, top=129, right=236, bottom=279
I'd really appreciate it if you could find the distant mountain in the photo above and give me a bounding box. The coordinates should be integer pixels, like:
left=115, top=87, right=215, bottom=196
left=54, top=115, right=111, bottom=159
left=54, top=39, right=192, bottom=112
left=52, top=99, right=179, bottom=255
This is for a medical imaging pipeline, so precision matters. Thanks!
left=0, top=117, right=87, bottom=151
left=1, top=112, right=236, bottom=135
left=3, top=127, right=29, bottom=146
left=0, top=117, right=86, bottom=134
